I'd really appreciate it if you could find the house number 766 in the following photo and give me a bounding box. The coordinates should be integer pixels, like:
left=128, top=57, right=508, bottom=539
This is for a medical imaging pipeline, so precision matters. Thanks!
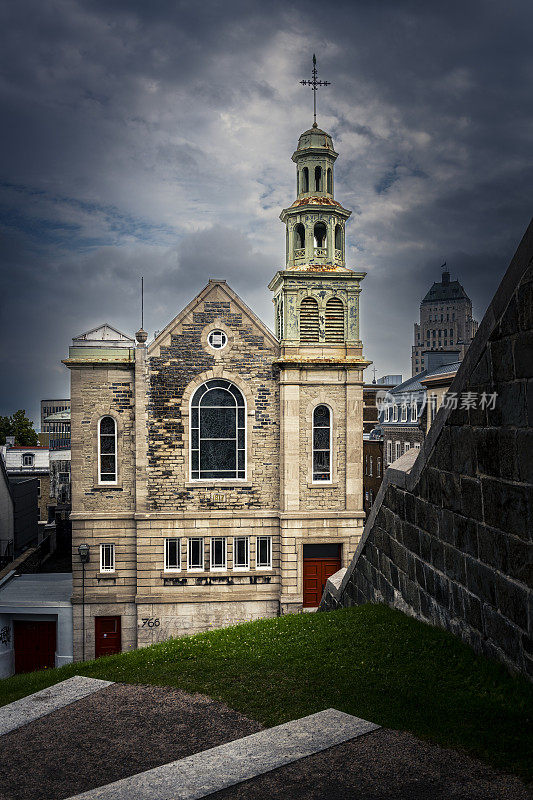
left=141, top=618, right=160, bottom=627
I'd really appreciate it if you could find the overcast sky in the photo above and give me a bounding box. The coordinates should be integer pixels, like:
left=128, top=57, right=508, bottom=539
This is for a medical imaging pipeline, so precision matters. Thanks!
left=1, top=0, right=531, bottom=427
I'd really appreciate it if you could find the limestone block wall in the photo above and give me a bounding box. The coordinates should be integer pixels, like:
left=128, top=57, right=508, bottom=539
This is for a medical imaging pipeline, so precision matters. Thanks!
left=147, top=294, right=280, bottom=511
left=70, top=367, right=135, bottom=512
left=321, top=220, right=533, bottom=678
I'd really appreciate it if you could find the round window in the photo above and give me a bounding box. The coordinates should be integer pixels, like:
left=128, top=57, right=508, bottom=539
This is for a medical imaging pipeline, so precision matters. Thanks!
left=208, top=330, right=227, bottom=350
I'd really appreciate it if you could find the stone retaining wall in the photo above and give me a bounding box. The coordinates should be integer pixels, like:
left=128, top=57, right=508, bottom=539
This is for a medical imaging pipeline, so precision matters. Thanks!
left=320, top=220, right=533, bottom=678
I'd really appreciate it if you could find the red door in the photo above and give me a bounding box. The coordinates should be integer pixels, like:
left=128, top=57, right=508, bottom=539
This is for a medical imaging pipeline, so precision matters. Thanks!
left=14, top=621, right=56, bottom=674
left=303, top=557, right=342, bottom=607
left=95, top=616, right=121, bottom=658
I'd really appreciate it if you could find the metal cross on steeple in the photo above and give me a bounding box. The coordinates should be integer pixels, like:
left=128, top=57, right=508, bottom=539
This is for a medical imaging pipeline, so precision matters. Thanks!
left=300, top=54, right=330, bottom=127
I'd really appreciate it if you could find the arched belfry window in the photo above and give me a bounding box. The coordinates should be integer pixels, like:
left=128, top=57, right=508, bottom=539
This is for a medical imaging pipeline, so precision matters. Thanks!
left=327, top=168, right=332, bottom=194
left=294, top=223, right=305, bottom=250
left=314, top=221, right=327, bottom=249
left=190, top=380, right=245, bottom=480
left=325, top=297, right=345, bottom=342
left=299, top=297, right=319, bottom=342
left=302, top=167, right=309, bottom=193
left=335, top=224, right=342, bottom=250
left=99, top=416, right=117, bottom=483
left=315, top=166, right=322, bottom=191
left=296, top=171, right=300, bottom=195
left=312, top=405, right=331, bottom=482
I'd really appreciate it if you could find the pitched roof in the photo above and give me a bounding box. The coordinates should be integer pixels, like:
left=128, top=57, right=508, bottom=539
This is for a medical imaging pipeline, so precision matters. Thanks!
left=422, top=278, right=470, bottom=303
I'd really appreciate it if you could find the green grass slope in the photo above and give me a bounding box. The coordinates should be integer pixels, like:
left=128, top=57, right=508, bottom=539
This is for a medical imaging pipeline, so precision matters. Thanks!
left=1, top=605, right=531, bottom=782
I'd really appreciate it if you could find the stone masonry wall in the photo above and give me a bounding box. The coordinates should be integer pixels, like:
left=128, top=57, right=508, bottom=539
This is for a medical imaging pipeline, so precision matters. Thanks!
left=147, top=293, right=280, bottom=511
left=321, top=220, right=533, bottom=678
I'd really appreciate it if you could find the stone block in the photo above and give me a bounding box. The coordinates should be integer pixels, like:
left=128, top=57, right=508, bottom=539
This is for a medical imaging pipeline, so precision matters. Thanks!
left=450, top=426, right=476, bottom=475
left=455, top=515, right=479, bottom=558
left=517, top=430, right=533, bottom=483
left=463, top=591, right=482, bottom=630
left=460, top=477, right=483, bottom=522
left=440, top=471, right=462, bottom=513
left=430, top=536, right=445, bottom=572
left=482, top=477, right=530, bottom=541
left=404, top=492, right=417, bottom=525
left=490, top=338, right=515, bottom=382
left=465, top=557, right=497, bottom=606
left=517, top=278, right=533, bottom=331
left=439, top=508, right=455, bottom=545
left=435, top=426, right=453, bottom=472
left=514, top=331, right=533, bottom=378
left=390, top=538, right=408, bottom=574
left=434, top=573, right=450, bottom=609
left=477, top=524, right=508, bottom=572
left=423, top=562, right=436, bottom=596
left=494, top=574, right=529, bottom=630
left=506, top=535, right=532, bottom=585
left=483, top=605, right=521, bottom=659
left=419, top=530, right=431, bottom=561
left=444, top=544, right=466, bottom=584
left=402, top=522, right=421, bottom=556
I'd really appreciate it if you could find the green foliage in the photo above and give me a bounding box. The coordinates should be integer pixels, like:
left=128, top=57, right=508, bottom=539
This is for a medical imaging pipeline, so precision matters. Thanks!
left=0, top=410, right=38, bottom=446
left=1, top=605, right=531, bottom=782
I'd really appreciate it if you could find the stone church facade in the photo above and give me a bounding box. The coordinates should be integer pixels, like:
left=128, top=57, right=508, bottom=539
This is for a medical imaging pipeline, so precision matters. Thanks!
left=66, top=123, right=370, bottom=660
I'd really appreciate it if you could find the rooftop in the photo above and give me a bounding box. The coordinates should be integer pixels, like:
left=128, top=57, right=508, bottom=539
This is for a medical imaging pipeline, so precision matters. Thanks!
left=0, top=573, right=72, bottom=606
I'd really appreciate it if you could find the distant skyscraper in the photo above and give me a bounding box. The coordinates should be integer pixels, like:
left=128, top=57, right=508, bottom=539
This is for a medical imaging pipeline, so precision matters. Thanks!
left=412, top=268, right=478, bottom=375
left=41, top=399, right=70, bottom=450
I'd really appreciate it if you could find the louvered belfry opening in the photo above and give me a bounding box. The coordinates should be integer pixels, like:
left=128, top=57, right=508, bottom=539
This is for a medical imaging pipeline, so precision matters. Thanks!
left=300, top=297, right=320, bottom=342
left=325, top=298, right=345, bottom=342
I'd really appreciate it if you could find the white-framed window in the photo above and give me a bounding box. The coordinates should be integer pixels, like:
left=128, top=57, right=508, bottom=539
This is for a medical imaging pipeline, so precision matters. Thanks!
left=377, top=458, right=381, bottom=477
left=22, top=453, right=34, bottom=467
left=188, top=537, right=204, bottom=571
left=383, top=404, right=390, bottom=422
left=207, top=330, right=227, bottom=350
left=401, top=403, right=407, bottom=422
left=312, top=404, right=331, bottom=482
left=233, top=536, right=249, bottom=570
left=395, top=441, right=402, bottom=461
left=414, top=442, right=421, bottom=449
left=411, top=399, right=418, bottom=422
left=210, top=537, right=227, bottom=570
left=190, top=379, right=246, bottom=481
left=404, top=442, right=410, bottom=454
left=98, top=416, right=117, bottom=484
left=369, top=457, right=373, bottom=476
left=386, top=440, right=392, bottom=465
left=256, top=535, right=272, bottom=569
left=164, top=538, right=181, bottom=571
left=100, top=543, right=115, bottom=572
left=392, top=404, right=398, bottom=422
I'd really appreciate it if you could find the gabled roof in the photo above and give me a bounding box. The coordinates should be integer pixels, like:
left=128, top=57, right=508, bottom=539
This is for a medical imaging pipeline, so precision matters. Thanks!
left=73, top=324, right=134, bottom=343
left=148, top=279, right=279, bottom=357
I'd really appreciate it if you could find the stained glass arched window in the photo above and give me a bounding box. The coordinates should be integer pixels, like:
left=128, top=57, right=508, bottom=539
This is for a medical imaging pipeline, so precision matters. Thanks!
left=190, top=380, right=246, bottom=480
left=99, top=416, right=117, bottom=483
left=312, top=405, right=331, bottom=482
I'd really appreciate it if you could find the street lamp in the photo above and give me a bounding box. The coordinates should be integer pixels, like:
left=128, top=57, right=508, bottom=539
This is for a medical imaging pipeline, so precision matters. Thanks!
left=78, top=544, right=90, bottom=660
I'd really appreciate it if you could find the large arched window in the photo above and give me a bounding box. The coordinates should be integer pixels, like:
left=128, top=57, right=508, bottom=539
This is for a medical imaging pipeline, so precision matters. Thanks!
left=312, top=405, right=331, bottom=482
left=314, top=222, right=327, bottom=248
left=294, top=223, right=305, bottom=250
left=327, top=168, right=332, bottom=194
left=98, top=416, right=117, bottom=483
left=302, top=167, right=309, bottom=193
left=315, top=165, right=322, bottom=191
left=335, top=224, right=342, bottom=250
left=190, top=380, right=245, bottom=480
left=300, top=297, right=319, bottom=342
left=325, top=297, right=345, bottom=342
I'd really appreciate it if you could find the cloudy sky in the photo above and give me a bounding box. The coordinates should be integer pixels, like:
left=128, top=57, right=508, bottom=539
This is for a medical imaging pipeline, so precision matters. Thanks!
left=1, top=0, right=531, bottom=427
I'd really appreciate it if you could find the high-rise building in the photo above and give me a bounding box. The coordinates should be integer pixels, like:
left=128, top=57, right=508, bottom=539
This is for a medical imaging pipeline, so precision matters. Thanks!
left=412, top=269, right=478, bottom=375
left=41, top=399, right=71, bottom=450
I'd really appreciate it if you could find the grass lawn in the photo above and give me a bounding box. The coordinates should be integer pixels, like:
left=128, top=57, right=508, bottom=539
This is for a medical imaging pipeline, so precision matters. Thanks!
left=1, top=604, right=532, bottom=783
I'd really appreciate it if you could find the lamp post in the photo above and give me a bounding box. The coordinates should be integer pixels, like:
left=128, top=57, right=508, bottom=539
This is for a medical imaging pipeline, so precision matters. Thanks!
left=77, top=544, right=90, bottom=661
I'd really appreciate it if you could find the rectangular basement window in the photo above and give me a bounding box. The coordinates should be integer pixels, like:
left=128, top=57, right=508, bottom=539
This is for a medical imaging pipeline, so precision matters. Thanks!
left=210, top=537, right=227, bottom=571
left=256, top=535, right=272, bottom=569
left=100, top=543, right=115, bottom=572
left=164, top=538, right=181, bottom=571
left=233, top=536, right=249, bottom=570
left=188, top=537, right=204, bottom=571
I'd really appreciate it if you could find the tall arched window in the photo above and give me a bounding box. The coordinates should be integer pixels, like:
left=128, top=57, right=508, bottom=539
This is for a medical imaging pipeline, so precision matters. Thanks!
left=327, top=168, right=332, bottom=193
left=314, top=222, right=327, bottom=248
left=315, top=166, right=322, bottom=191
left=296, top=171, right=299, bottom=195
left=302, top=167, right=309, bottom=193
left=335, top=224, right=342, bottom=250
left=190, top=380, right=245, bottom=480
left=299, top=297, right=319, bottom=342
left=312, top=405, right=331, bottom=482
left=294, top=223, right=305, bottom=250
left=99, top=416, right=117, bottom=483
left=325, top=298, right=345, bottom=342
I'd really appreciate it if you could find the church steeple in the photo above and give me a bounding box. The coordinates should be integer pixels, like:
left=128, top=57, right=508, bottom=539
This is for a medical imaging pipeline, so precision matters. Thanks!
left=281, top=125, right=351, bottom=270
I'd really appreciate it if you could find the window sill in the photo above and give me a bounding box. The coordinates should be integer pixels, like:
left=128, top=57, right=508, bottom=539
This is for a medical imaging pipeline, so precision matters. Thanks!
left=93, top=484, right=123, bottom=491
left=307, top=482, right=339, bottom=489
left=97, top=573, right=116, bottom=582
left=185, top=481, right=252, bottom=488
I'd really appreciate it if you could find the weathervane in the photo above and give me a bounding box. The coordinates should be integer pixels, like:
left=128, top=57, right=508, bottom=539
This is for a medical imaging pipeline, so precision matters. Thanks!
left=300, top=54, right=330, bottom=127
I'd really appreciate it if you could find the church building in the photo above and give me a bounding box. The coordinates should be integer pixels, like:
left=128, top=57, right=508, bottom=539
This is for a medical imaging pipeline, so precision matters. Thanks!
left=65, top=120, right=371, bottom=660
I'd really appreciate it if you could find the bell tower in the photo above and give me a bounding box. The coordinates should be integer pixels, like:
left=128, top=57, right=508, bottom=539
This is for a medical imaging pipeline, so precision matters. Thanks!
left=269, top=57, right=371, bottom=616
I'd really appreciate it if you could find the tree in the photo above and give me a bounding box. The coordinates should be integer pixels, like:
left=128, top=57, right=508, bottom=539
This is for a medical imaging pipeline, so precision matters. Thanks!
left=0, top=410, right=39, bottom=446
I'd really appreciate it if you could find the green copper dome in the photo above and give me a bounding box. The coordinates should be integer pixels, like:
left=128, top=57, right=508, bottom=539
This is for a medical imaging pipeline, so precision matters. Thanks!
left=296, top=124, right=334, bottom=152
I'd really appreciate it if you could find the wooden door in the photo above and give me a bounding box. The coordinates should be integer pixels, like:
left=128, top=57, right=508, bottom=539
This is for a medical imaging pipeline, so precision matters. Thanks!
left=14, top=620, right=56, bottom=674
left=95, top=616, right=121, bottom=658
left=303, top=555, right=341, bottom=608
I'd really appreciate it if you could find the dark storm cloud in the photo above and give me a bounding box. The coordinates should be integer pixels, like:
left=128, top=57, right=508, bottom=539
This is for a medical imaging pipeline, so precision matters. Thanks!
left=0, top=0, right=532, bottom=424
